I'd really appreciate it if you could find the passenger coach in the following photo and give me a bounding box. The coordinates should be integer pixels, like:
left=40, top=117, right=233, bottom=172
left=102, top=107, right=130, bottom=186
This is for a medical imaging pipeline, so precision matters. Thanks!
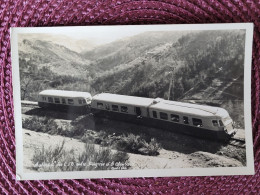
left=38, top=90, right=92, bottom=112
left=91, top=93, right=236, bottom=140
left=148, top=98, right=236, bottom=140
left=91, top=93, right=154, bottom=120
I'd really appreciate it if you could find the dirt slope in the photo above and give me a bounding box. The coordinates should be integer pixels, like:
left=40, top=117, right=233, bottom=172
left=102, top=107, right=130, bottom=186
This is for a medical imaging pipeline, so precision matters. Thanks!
left=23, top=129, right=243, bottom=173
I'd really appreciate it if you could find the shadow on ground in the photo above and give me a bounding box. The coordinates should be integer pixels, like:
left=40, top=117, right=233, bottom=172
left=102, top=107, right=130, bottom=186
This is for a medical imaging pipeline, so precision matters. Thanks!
left=79, top=116, right=225, bottom=155
left=24, top=108, right=85, bottom=120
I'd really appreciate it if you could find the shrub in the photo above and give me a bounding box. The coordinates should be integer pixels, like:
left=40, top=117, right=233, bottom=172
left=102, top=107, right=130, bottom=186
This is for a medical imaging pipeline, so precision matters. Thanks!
left=116, top=134, right=144, bottom=152
left=113, top=133, right=161, bottom=156
left=22, top=116, right=62, bottom=134
left=80, top=130, right=162, bottom=156
left=144, top=138, right=161, bottom=156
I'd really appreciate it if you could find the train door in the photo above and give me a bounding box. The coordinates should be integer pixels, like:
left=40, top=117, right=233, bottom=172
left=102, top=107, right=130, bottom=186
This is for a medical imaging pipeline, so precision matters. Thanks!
left=135, top=107, right=142, bottom=116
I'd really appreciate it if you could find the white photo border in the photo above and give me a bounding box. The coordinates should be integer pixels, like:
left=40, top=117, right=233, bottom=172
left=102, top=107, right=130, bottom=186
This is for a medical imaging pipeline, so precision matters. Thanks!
left=11, top=23, right=254, bottom=180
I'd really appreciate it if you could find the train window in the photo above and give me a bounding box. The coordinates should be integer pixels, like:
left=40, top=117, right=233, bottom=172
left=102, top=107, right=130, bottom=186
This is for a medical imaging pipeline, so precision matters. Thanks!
left=112, top=105, right=119, bottom=111
left=121, top=106, right=128, bottom=113
left=160, top=112, right=168, bottom=120
left=153, top=111, right=157, bottom=118
left=48, top=97, right=53, bottom=103
left=192, top=118, right=203, bottom=127
left=78, top=99, right=84, bottom=104
left=42, top=96, right=47, bottom=101
left=82, top=99, right=86, bottom=104
left=212, top=120, right=219, bottom=127
left=171, top=114, right=179, bottom=122
left=219, top=120, right=224, bottom=126
left=97, top=102, right=103, bottom=109
left=183, top=116, right=189, bottom=124
left=68, top=99, right=74, bottom=105
left=62, top=98, right=66, bottom=104
left=105, top=104, right=110, bottom=110
left=54, top=98, right=60, bottom=104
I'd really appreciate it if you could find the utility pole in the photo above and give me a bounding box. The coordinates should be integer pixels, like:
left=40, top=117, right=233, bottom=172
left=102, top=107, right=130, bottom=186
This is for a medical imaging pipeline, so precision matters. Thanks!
left=167, top=47, right=178, bottom=100
left=167, top=67, right=175, bottom=100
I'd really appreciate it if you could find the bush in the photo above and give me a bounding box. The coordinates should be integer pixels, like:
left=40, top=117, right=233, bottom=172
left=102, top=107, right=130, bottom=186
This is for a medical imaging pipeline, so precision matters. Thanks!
left=22, top=116, right=62, bottom=134
left=31, top=140, right=130, bottom=172
left=114, top=133, right=161, bottom=156
left=145, top=138, right=162, bottom=156
left=81, top=130, right=162, bottom=156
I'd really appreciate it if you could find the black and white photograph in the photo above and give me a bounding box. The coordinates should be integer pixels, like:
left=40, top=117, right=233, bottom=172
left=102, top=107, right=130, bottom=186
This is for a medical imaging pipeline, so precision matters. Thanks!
left=11, top=24, right=254, bottom=180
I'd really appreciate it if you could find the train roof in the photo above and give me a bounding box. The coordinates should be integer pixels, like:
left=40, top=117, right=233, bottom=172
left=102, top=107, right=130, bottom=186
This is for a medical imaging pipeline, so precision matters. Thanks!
left=39, top=90, right=92, bottom=98
left=92, top=93, right=154, bottom=107
left=150, top=99, right=229, bottom=118
left=92, top=93, right=229, bottom=117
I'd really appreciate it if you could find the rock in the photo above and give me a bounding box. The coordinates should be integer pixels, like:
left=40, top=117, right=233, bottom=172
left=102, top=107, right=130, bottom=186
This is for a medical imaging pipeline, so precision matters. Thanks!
left=138, top=147, right=150, bottom=155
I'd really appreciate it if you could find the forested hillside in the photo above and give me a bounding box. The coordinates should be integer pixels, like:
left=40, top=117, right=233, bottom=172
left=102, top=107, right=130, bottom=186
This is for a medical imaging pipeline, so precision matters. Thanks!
left=19, top=39, right=90, bottom=76
left=18, top=39, right=93, bottom=100
left=92, top=30, right=245, bottom=100
left=18, top=31, right=185, bottom=100
left=81, top=31, right=185, bottom=73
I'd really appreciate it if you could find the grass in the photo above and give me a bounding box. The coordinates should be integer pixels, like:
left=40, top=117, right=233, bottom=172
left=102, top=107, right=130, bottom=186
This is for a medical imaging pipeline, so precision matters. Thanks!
left=31, top=140, right=130, bottom=172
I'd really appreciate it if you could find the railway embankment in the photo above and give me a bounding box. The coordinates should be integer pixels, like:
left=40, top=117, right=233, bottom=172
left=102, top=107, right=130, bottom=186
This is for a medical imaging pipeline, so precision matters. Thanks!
left=21, top=103, right=246, bottom=172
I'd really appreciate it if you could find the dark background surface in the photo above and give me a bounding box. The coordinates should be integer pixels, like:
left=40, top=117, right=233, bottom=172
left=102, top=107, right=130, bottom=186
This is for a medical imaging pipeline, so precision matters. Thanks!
left=0, top=0, right=259, bottom=194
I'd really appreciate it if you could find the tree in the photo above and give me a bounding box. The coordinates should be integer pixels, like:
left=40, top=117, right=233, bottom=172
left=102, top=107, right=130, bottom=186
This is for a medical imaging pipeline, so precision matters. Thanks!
left=20, top=75, right=34, bottom=100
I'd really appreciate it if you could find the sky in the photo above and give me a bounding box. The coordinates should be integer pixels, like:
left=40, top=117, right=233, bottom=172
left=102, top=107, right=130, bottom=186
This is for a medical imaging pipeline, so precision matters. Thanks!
left=18, top=25, right=193, bottom=46
left=58, top=26, right=150, bottom=45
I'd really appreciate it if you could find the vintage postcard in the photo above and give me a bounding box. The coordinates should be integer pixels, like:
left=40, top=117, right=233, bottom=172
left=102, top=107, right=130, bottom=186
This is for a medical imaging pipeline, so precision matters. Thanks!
left=11, top=23, right=254, bottom=180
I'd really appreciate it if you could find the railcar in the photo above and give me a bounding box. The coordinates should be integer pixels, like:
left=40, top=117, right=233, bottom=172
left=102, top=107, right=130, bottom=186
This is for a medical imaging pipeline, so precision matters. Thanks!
left=38, top=90, right=92, bottom=112
left=148, top=98, right=236, bottom=140
left=90, top=93, right=154, bottom=126
left=91, top=93, right=236, bottom=141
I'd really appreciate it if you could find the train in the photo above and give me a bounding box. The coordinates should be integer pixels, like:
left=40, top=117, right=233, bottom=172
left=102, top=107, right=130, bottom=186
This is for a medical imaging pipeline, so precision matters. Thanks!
left=38, top=90, right=92, bottom=112
left=38, top=90, right=237, bottom=141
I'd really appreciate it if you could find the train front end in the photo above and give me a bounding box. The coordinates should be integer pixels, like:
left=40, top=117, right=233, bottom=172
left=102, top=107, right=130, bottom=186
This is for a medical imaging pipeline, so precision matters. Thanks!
left=217, top=108, right=237, bottom=140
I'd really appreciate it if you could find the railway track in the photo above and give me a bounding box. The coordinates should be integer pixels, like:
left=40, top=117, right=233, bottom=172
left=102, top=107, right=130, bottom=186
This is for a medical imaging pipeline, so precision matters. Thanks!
left=21, top=100, right=38, bottom=106
left=228, top=138, right=246, bottom=148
